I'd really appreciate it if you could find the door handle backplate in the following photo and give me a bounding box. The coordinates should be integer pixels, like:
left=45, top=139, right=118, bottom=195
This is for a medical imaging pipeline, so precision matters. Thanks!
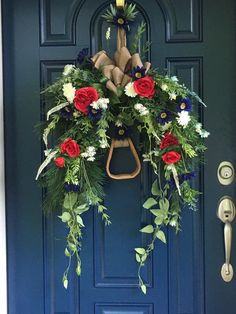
left=217, top=196, right=236, bottom=282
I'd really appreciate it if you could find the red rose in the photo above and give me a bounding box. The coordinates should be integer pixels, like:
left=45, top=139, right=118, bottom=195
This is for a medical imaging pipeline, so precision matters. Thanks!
left=162, top=151, right=181, bottom=164
left=54, top=157, right=65, bottom=168
left=60, top=138, right=81, bottom=158
left=133, top=76, right=155, bottom=98
left=160, top=132, right=179, bottom=149
left=74, top=87, right=99, bottom=113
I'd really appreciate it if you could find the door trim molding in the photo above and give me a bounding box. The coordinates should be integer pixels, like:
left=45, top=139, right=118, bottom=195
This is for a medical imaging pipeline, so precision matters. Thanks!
left=0, top=0, right=8, bottom=313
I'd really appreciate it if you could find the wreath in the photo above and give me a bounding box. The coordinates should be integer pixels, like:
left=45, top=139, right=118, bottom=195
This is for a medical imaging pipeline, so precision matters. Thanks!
left=36, top=2, right=209, bottom=294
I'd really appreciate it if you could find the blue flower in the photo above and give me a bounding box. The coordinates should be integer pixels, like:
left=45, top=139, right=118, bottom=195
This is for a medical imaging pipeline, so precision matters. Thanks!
left=179, top=171, right=196, bottom=182
left=76, top=48, right=89, bottom=65
left=60, top=107, right=73, bottom=120
left=113, top=13, right=129, bottom=30
left=87, top=107, right=102, bottom=122
left=177, top=97, right=192, bottom=112
left=114, top=127, right=130, bottom=140
left=168, top=171, right=196, bottom=190
left=130, top=66, right=146, bottom=80
left=64, top=183, right=80, bottom=193
left=157, top=110, right=173, bottom=125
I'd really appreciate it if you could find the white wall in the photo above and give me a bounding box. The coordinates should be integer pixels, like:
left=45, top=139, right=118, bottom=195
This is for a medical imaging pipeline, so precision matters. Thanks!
left=0, top=0, right=8, bottom=313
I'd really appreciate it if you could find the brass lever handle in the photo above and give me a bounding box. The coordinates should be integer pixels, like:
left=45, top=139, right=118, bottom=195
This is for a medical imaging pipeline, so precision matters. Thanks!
left=217, top=196, right=236, bottom=282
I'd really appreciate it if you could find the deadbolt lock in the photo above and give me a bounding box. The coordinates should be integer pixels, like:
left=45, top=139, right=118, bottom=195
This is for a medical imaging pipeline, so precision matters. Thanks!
left=217, top=161, right=235, bottom=185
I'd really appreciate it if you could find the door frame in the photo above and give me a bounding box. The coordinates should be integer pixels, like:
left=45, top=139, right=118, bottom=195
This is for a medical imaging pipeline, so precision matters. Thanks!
left=0, top=0, right=7, bottom=313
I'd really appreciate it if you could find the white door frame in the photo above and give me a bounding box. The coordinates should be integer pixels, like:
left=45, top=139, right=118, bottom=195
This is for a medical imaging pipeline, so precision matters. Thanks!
left=0, top=0, right=8, bottom=313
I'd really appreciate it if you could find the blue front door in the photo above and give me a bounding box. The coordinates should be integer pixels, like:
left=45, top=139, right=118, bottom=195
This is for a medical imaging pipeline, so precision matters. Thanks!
left=3, top=0, right=236, bottom=313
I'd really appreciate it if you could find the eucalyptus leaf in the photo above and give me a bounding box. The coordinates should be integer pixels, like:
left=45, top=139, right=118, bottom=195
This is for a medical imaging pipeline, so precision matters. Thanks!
left=141, top=253, right=147, bottom=262
left=76, top=215, right=85, bottom=227
left=63, top=279, right=68, bottom=289
left=63, top=193, right=78, bottom=210
left=136, top=253, right=141, bottom=263
left=76, top=263, right=81, bottom=276
left=135, top=248, right=146, bottom=255
left=151, top=179, right=160, bottom=196
left=156, top=230, right=166, bottom=243
left=74, top=204, right=89, bottom=214
left=141, top=284, right=147, bottom=294
left=140, top=225, right=154, bottom=234
left=154, top=216, right=164, bottom=225
left=64, top=248, right=71, bottom=257
left=159, top=198, right=169, bottom=211
left=143, top=198, right=157, bottom=209
left=59, top=212, right=71, bottom=223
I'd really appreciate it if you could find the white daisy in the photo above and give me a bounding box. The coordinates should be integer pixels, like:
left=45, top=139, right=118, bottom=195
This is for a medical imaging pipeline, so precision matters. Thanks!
left=63, top=83, right=75, bottom=103
left=176, top=111, right=191, bottom=128
left=124, top=82, right=138, bottom=98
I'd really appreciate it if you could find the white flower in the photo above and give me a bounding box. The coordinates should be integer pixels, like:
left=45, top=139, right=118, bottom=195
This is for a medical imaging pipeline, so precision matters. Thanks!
left=99, top=139, right=109, bottom=149
left=176, top=111, right=191, bottom=128
left=134, top=103, right=149, bottom=116
left=115, top=120, right=123, bottom=127
left=106, top=27, right=111, bottom=40
left=91, top=98, right=109, bottom=110
left=87, top=146, right=96, bottom=155
left=98, top=98, right=109, bottom=110
left=195, top=123, right=210, bottom=138
left=169, top=92, right=177, bottom=100
left=171, top=76, right=178, bottom=82
left=161, top=84, right=168, bottom=91
left=81, top=146, right=97, bottom=161
left=87, top=156, right=96, bottom=162
left=124, top=82, right=137, bottom=98
left=195, top=123, right=202, bottom=134
left=63, top=64, right=75, bottom=76
left=63, top=83, right=75, bottom=103
left=81, top=152, right=88, bottom=158
left=170, top=219, right=177, bottom=227
left=201, top=130, right=210, bottom=138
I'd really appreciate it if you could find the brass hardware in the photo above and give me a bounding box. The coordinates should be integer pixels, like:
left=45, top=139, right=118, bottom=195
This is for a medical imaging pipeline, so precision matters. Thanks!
left=116, top=0, right=125, bottom=8
left=217, top=161, right=235, bottom=185
left=217, top=196, right=236, bottom=282
left=106, top=138, right=141, bottom=180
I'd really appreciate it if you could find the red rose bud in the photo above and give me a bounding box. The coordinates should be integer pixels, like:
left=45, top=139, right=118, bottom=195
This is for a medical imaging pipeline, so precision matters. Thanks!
left=54, top=157, right=65, bottom=168
left=162, top=151, right=181, bottom=164
left=160, top=132, right=179, bottom=149
left=74, top=87, right=99, bottom=114
left=60, top=138, right=81, bottom=158
left=133, top=76, right=155, bottom=98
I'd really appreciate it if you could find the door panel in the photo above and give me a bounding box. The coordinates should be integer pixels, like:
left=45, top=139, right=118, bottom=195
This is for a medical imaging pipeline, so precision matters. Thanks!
left=3, top=0, right=236, bottom=314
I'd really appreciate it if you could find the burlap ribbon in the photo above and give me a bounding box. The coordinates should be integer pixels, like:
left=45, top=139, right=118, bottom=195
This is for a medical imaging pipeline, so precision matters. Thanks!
left=91, top=29, right=151, bottom=94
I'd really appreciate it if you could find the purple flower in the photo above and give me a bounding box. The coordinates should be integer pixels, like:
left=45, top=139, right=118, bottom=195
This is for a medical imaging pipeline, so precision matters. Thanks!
left=60, top=107, right=73, bottom=120
left=87, top=107, right=102, bottom=122
left=113, top=12, right=129, bottom=30
left=157, top=110, right=173, bottom=125
left=168, top=171, right=196, bottom=190
left=177, top=97, right=192, bottom=112
left=64, top=183, right=80, bottom=193
left=76, top=48, right=89, bottom=65
left=131, top=66, right=146, bottom=80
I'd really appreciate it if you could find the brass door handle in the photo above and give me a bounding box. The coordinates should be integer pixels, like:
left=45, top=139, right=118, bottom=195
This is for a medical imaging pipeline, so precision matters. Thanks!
left=217, top=196, right=236, bottom=282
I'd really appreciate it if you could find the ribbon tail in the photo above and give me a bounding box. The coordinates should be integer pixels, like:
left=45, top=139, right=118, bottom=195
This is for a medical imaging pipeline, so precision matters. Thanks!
left=35, top=150, right=58, bottom=180
left=47, top=102, right=68, bottom=121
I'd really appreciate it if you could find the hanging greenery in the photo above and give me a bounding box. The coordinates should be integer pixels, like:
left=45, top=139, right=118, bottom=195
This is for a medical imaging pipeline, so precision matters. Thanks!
left=36, top=2, right=209, bottom=293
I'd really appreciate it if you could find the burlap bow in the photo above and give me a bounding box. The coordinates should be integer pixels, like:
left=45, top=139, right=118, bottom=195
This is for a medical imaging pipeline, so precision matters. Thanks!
left=91, top=28, right=151, bottom=94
